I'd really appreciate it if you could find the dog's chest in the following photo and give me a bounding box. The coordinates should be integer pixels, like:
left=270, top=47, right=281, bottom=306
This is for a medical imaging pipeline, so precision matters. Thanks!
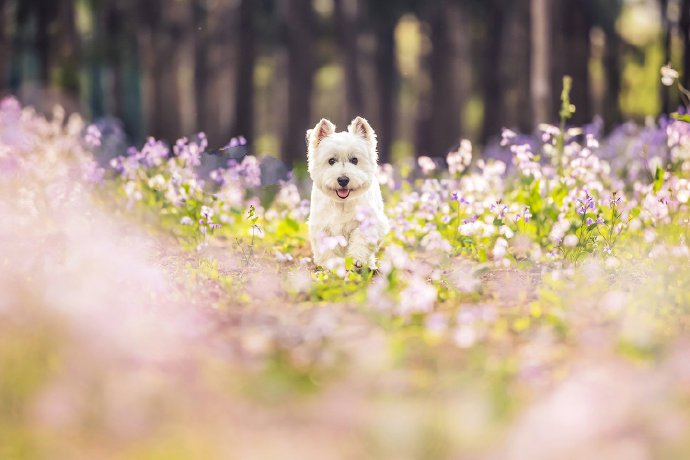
left=321, top=208, right=359, bottom=237
left=309, top=194, right=362, bottom=238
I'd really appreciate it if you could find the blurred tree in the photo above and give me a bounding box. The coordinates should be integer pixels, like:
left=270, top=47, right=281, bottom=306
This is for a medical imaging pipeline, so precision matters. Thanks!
left=0, top=0, right=648, bottom=155
left=104, top=1, right=125, bottom=119
left=201, top=1, right=236, bottom=146
left=193, top=0, right=209, bottom=136
left=16, top=0, right=79, bottom=97
left=592, top=0, right=623, bottom=128
left=660, top=0, right=671, bottom=113
left=334, top=0, right=363, bottom=115
left=501, top=0, right=531, bottom=132
left=552, top=0, right=593, bottom=125
left=480, top=0, right=504, bottom=141
left=138, top=0, right=187, bottom=141
left=55, top=0, right=79, bottom=97
left=683, top=0, right=690, bottom=90
left=416, top=0, right=463, bottom=157
left=531, top=0, right=551, bottom=125
left=0, top=0, right=8, bottom=93
left=16, top=0, right=56, bottom=86
left=233, top=0, right=256, bottom=143
left=364, top=0, right=417, bottom=163
left=87, top=0, right=105, bottom=118
left=281, top=0, right=317, bottom=166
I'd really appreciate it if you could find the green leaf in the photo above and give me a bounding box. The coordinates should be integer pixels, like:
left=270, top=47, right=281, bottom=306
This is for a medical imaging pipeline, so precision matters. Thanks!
left=671, top=112, right=690, bottom=123
left=653, top=166, right=665, bottom=193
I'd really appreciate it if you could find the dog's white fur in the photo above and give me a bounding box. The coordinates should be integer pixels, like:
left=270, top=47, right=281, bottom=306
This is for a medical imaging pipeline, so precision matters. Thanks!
left=307, top=117, right=389, bottom=268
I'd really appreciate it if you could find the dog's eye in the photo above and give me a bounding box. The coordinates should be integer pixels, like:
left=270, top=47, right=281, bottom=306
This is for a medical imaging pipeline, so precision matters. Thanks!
left=350, top=157, right=358, bottom=165
left=328, top=158, right=336, bottom=166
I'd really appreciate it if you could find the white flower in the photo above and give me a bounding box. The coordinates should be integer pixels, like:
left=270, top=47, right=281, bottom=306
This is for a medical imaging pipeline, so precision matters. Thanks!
left=661, top=64, right=679, bottom=86
left=447, top=140, right=472, bottom=175
left=563, top=234, right=578, bottom=248
left=324, top=257, right=347, bottom=277
left=417, top=156, right=436, bottom=175
left=398, top=277, right=437, bottom=315
left=493, top=237, right=508, bottom=258
left=147, top=174, right=166, bottom=190
left=274, top=249, right=294, bottom=262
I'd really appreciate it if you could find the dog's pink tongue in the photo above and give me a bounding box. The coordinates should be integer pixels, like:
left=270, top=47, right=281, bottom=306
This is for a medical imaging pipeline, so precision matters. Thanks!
left=336, top=188, right=350, bottom=198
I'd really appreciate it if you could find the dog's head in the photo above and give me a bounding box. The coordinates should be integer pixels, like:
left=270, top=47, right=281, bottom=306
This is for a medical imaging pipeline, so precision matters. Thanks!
left=306, top=117, right=378, bottom=202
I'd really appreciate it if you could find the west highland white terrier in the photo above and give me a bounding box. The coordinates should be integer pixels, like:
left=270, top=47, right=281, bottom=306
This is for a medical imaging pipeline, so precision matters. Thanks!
left=306, top=117, right=389, bottom=269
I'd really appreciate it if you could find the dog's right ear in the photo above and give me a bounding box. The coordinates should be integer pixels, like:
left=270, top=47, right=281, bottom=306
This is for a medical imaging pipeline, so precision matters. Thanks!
left=308, top=118, right=335, bottom=152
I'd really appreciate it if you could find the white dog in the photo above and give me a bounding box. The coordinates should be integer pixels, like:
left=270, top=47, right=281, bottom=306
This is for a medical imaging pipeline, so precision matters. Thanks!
left=307, top=117, right=389, bottom=269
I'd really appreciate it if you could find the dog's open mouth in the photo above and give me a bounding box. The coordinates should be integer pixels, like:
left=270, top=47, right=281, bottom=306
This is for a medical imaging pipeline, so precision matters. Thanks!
left=336, top=188, right=351, bottom=199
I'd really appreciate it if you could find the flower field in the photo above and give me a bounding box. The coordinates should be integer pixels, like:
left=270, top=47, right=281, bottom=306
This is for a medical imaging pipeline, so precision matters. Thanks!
left=2, top=90, right=690, bottom=460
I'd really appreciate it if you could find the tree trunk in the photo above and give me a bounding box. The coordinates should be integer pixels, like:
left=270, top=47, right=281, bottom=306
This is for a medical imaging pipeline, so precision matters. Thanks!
left=531, top=0, right=551, bottom=125
left=56, top=0, right=80, bottom=99
left=282, top=0, right=316, bottom=167
left=681, top=0, right=690, bottom=91
left=233, top=0, right=256, bottom=143
left=661, top=0, right=671, bottom=113
left=194, top=0, right=208, bottom=135
left=502, top=0, right=531, bottom=132
left=105, top=2, right=124, bottom=120
left=36, top=1, right=54, bottom=86
left=0, top=0, right=8, bottom=93
left=603, top=26, right=622, bottom=128
left=373, top=19, right=396, bottom=163
left=558, top=0, right=592, bottom=125
left=417, top=0, right=462, bottom=157
left=143, top=0, right=184, bottom=142
left=123, top=34, right=143, bottom=142
left=200, top=1, right=235, bottom=145
left=334, top=0, right=363, bottom=116
left=481, top=1, right=504, bottom=142
left=90, top=2, right=105, bottom=118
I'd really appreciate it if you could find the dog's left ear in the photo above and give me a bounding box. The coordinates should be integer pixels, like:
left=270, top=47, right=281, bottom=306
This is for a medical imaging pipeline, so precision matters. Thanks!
left=348, top=117, right=377, bottom=158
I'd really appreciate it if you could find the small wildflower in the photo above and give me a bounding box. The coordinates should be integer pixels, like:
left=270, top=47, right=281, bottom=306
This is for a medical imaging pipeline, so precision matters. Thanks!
left=418, top=156, right=436, bottom=175
left=563, top=234, right=578, bottom=247
left=523, top=207, right=532, bottom=223
left=661, top=64, right=679, bottom=87
left=84, top=124, right=102, bottom=147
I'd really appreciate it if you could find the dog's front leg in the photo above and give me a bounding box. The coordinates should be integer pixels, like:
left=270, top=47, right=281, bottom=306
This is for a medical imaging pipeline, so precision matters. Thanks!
left=312, top=248, right=341, bottom=267
left=346, top=228, right=376, bottom=269
left=310, top=233, right=341, bottom=267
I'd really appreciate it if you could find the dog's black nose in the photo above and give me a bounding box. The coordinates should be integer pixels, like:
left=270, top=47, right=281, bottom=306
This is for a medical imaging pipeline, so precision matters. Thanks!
left=337, top=176, right=350, bottom=187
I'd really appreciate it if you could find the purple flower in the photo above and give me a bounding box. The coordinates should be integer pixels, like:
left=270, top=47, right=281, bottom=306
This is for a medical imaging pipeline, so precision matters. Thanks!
left=523, top=207, right=532, bottom=223
left=491, top=200, right=507, bottom=218
left=84, top=124, right=102, bottom=147
left=225, top=136, right=247, bottom=149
